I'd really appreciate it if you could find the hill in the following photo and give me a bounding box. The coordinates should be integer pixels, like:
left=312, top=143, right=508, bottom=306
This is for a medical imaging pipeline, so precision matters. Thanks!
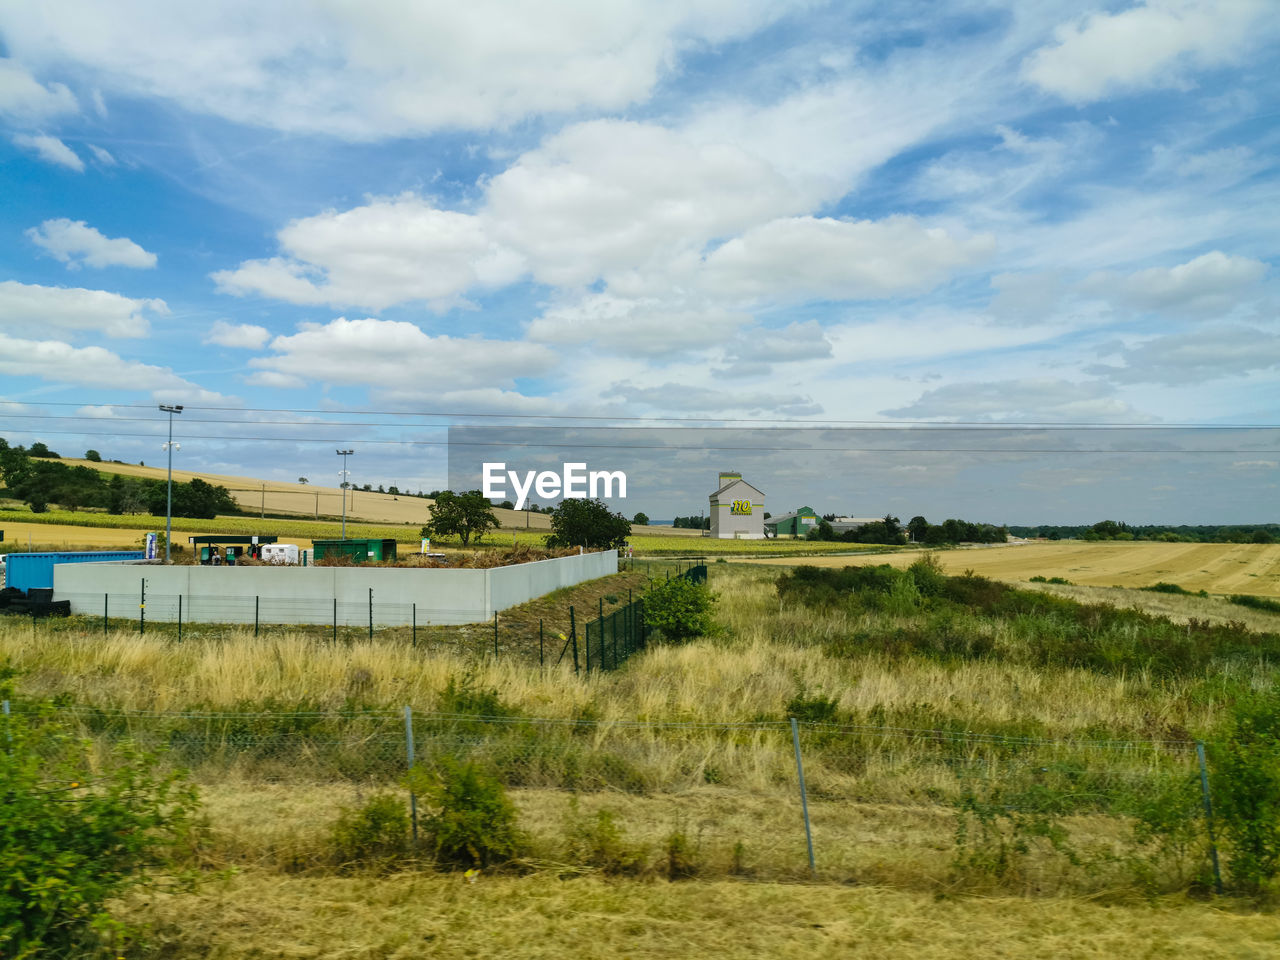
left=54, top=458, right=551, bottom=530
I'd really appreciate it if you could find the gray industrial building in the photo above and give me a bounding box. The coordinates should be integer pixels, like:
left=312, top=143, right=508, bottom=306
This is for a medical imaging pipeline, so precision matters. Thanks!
left=708, top=471, right=765, bottom=539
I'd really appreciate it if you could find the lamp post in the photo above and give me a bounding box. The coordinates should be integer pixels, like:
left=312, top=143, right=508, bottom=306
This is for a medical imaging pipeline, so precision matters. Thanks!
left=336, top=449, right=354, bottom=540
left=159, top=404, right=183, bottom=563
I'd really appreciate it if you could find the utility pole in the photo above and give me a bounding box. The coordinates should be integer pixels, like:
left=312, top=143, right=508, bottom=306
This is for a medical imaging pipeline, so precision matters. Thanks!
left=336, top=449, right=354, bottom=540
left=159, top=404, right=183, bottom=563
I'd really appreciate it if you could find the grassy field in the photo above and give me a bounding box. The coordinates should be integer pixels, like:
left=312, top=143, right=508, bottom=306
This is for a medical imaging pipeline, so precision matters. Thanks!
left=116, top=872, right=1280, bottom=960
left=8, top=556, right=1280, bottom=957
left=739, top=540, right=1280, bottom=596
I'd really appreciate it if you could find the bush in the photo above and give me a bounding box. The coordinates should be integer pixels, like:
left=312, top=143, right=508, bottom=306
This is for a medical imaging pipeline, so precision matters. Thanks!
left=329, top=794, right=410, bottom=870
left=1208, top=690, right=1280, bottom=895
left=0, top=681, right=198, bottom=958
left=643, top=575, right=715, bottom=643
left=410, top=756, right=521, bottom=868
left=547, top=497, right=631, bottom=550
left=564, top=801, right=647, bottom=875
left=1230, top=594, right=1280, bottom=615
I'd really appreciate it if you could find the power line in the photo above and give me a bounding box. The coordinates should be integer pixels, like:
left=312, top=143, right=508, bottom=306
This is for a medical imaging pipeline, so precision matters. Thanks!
left=2, top=425, right=1274, bottom=454
left=5, top=400, right=1278, bottom=430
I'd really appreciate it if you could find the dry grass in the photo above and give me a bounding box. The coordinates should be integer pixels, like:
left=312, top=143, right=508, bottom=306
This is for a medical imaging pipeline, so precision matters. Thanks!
left=119, top=870, right=1280, bottom=960
left=736, top=541, right=1280, bottom=596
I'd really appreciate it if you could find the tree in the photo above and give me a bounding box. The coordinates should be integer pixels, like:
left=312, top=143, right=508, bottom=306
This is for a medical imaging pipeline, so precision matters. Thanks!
left=298, top=477, right=308, bottom=484
left=27, top=441, right=58, bottom=458
left=547, top=497, right=631, bottom=550
left=421, top=490, right=498, bottom=545
left=907, top=515, right=930, bottom=542
left=643, top=576, right=715, bottom=643
left=84, top=449, right=102, bottom=462
left=633, top=512, right=649, bottom=526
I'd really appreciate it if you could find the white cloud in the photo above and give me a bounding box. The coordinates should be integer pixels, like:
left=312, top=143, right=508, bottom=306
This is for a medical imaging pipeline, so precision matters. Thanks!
left=603, top=380, right=821, bottom=416
left=527, top=293, right=749, bottom=356
left=204, top=320, right=270, bottom=349
left=0, top=57, right=77, bottom=122
left=26, top=219, right=157, bottom=269
left=699, top=216, right=995, bottom=302
left=248, top=316, right=557, bottom=395
left=212, top=195, right=522, bottom=311
left=1023, top=0, right=1268, bottom=103
left=716, top=319, right=833, bottom=376
left=0, top=1, right=796, bottom=138
left=0, top=280, right=167, bottom=338
left=87, top=143, right=116, bottom=165
left=12, top=132, right=83, bottom=171
left=484, top=119, right=808, bottom=288
left=0, top=332, right=224, bottom=400
left=1080, top=251, right=1267, bottom=317
left=882, top=378, right=1148, bottom=422
left=1088, top=325, right=1280, bottom=384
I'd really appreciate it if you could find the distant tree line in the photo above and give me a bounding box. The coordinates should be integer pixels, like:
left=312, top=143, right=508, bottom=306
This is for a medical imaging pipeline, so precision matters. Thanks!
left=801, top=514, right=1008, bottom=546
left=671, top=515, right=710, bottom=530
left=0, top=438, right=237, bottom=518
left=1009, top=520, right=1278, bottom=544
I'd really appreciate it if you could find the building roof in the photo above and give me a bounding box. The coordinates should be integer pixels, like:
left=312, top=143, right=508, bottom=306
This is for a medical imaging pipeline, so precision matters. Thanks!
left=710, top=477, right=765, bottom=499
left=765, top=507, right=817, bottom=526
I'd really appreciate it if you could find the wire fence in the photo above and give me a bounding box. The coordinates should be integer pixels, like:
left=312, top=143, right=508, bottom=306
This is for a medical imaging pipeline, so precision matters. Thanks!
left=6, top=697, right=1224, bottom=889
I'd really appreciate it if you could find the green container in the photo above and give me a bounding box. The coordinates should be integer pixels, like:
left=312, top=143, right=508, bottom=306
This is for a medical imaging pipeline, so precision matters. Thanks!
left=312, top=538, right=399, bottom=563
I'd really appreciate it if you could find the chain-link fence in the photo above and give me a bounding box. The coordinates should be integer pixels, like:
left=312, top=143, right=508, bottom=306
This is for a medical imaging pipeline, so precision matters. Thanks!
left=6, top=698, right=1223, bottom=890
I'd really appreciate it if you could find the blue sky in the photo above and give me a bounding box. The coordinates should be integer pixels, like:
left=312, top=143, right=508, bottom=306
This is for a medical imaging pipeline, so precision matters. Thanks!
left=0, top=0, right=1277, bottom=523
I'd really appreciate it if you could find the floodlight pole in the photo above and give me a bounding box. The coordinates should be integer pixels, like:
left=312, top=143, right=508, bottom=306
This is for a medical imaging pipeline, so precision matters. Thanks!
left=159, top=404, right=184, bottom=563
left=336, top=449, right=354, bottom=539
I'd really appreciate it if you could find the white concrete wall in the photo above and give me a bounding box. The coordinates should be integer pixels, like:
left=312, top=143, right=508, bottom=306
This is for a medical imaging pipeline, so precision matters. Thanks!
left=53, top=550, right=618, bottom=626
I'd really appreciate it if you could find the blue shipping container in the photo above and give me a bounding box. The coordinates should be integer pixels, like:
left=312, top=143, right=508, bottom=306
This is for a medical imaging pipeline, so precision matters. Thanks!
left=5, top=551, right=146, bottom=594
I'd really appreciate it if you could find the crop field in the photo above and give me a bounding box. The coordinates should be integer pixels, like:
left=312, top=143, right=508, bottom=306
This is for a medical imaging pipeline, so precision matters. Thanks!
left=53, top=457, right=552, bottom=530
left=738, top=540, right=1280, bottom=597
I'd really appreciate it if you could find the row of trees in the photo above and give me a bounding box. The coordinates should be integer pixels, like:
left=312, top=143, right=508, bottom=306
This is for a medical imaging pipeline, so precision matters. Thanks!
left=420, top=492, right=632, bottom=549
left=0, top=439, right=237, bottom=518
left=1010, top=521, right=1278, bottom=544
left=802, top=514, right=1008, bottom=546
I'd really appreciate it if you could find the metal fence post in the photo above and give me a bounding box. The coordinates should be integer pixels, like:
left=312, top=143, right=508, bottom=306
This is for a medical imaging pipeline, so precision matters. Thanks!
left=139, top=579, right=145, bottom=635
left=412, top=602, right=417, bottom=649
left=332, top=597, right=337, bottom=643
left=1196, top=741, right=1225, bottom=895
left=790, top=717, right=817, bottom=876
left=178, top=594, right=183, bottom=643
left=405, top=706, right=419, bottom=846
left=493, top=612, right=498, bottom=657
left=570, top=606, right=579, bottom=674
left=103, top=592, right=108, bottom=637
left=539, top=618, right=544, bottom=667
left=368, top=588, right=373, bottom=641
left=254, top=596, right=259, bottom=637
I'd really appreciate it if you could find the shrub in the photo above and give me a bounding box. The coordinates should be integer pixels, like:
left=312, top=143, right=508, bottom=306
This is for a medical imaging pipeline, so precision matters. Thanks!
left=1230, top=594, right=1280, bottom=615
left=564, top=801, right=647, bottom=875
left=1208, top=690, right=1280, bottom=895
left=410, top=756, right=521, bottom=868
left=329, top=794, right=410, bottom=870
left=0, top=681, right=198, bottom=958
left=784, top=688, right=842, bottom=724
left=643, top=575, right=715, bottom=643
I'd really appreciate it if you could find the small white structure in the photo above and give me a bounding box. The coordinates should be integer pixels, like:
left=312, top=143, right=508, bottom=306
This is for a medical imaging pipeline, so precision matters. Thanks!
left=260, top=543, right=300, bottom=565
left=709, top=471, right=766, bottom=539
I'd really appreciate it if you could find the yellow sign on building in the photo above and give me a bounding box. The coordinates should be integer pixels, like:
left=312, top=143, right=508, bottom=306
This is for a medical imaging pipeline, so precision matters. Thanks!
left=730, top=499, right=753, bottom=515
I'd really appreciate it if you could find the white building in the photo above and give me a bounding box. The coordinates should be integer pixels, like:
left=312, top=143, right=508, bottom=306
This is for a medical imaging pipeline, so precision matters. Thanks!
left=709, top=471, right=766, bottom=539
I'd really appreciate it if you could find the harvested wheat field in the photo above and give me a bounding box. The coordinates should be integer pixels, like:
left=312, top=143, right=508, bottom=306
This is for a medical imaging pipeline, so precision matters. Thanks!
left=55, top=457, right=551, bottom=530
left=739, top=540, right=1280, bottom=596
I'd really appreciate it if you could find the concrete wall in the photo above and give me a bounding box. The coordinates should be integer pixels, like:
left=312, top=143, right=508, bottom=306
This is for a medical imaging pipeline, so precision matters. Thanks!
left=54, top=550, right=617, bottom=626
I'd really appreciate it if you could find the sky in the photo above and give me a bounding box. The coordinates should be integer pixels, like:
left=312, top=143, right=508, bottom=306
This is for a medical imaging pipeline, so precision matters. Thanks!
left=0, top=0, right=1277, bottom=524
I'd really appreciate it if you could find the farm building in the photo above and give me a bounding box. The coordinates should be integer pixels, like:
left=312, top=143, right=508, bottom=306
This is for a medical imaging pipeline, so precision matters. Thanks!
left=763, top=507, right=819, bottom=538
left=709, top=471, right=765, bottom=539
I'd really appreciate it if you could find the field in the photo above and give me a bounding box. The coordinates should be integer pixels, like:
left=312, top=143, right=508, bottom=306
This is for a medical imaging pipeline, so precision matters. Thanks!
left=740, top=540, right=1280, bottom=596
left=8, top=547, right=1280, bottom=957
left=1, top=503, right=887, bottom=557
left=53, top=457, right=553, bottom=530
